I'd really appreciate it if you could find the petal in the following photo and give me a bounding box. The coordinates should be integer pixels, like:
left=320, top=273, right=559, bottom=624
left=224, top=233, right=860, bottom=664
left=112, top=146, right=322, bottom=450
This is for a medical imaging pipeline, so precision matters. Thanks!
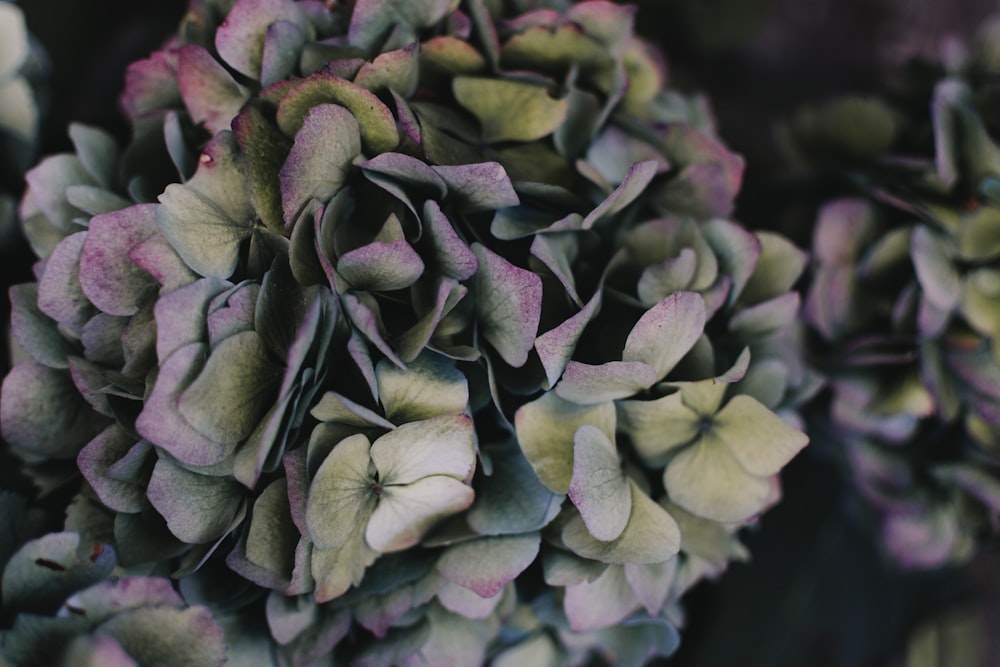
left=712, top=395, right=809, bottom=477
left=555, top=361, right=658, bottom=404
left=623, top=291, right=706, bottom=379
left=471, top=243, right=542, bottom=368
left=305, top=434, right=377, bottom=551
left=366, top=476, right=475, bottom=552
left=376, top=352, right=469, bottom=423
left=453, top=76, right=568, bottom=143
left=436, top=533, right=540, bottom=598
left=568, top=426, right=631, bottom=542
left=370, top=415, right=476, bottom=486
left=616, top=392, right=700, bottom=468
left=215, top=0, right=307, bottom=78
left=79, top=204, right=160, bottom=316
left=146, top=458, right=245, bottom=544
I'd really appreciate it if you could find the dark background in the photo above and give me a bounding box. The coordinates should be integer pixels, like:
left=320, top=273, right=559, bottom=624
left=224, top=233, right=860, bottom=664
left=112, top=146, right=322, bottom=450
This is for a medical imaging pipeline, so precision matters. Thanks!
left=8, top=1, right=1000, bottom=665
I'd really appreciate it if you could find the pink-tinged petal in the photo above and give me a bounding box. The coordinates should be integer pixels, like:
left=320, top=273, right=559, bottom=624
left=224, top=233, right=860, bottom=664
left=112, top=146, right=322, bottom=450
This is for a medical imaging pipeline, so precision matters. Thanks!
left=535, top=289, right=602, bottom=389
left=215, top=0, right=307, bottom=79
left=177, top=44, right=249, bottom=135
left=437, top=533, right=541, bottom=598
left=423, top=200, right=478, bottom=280
left=128, top=234, right=198, bottom=293
left=582, top=160, right=659, bottom=228
left=568, top=426, right=630, bottom=542
left=471, top=243, right=542, bottom=368
left=120, top=48, right=181, bottom=121
left=353, top=42, right=420, bottom=97
left=78, top=425, right=147, bottom=514
left=623, top=291, right=706, bottom=380
left=260, top=19, right=308, bottom=87
left=1, top=360, right=104, bottom=459
left=135, top=343, right=233, bottom=467
left=79, top=204, right=160, bottom=316
left=555, top=361, right=658, bottom=404
left=9, top=282, right=74, bottom=369
left=432, top=162, right=520, bottom=212
left=153, top=278, right=230, bottom=362
left=337, top=240, right=425, bottom=291
left=37, top=231, right=94, bottom=335
left=279, top=103, right=362, bottom=225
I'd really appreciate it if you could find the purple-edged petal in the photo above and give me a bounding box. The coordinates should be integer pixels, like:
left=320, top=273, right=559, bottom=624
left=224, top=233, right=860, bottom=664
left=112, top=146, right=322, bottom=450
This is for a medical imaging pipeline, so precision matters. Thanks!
left=337, top=240, right=425, bottom=291
left=555, top=361, right=658, bottom=404
left=37, top=231, right=94, bottom=334
left=121, top=48, right=181, bottom=121
left=348, top=0, right=453, bottom=52
left=177, top=44, right=249, bottom=135
left=437, top=533, right=540, bottom=598
left=96, top=605, right=228, bottom=667
left=215, top=0, right=307, bottom=79
left=354, top=43, right=420, bottom=96
left=582, top=160, right=658, bottom=228
left=79, top=204, right=159, bottom=316
left=432, top=162, right=520, bottom=212
left=146, top=457, right=245, bottom=544
left=471, top=243, right=542, bottom=368
left=279, top=103, right=362, bottom=225
left=1, top=360, right=104, bottom=459
left=623, top=291, right=706, bottom=380
left=535, top=288, right=602, bottom=388
left=423, top=200, right=477, bottom=280
left=78, top=425, right=147, bottom=514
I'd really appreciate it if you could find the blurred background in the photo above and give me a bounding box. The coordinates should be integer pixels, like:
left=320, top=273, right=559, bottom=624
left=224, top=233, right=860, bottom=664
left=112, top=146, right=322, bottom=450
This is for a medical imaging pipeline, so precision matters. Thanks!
left=6, top=1, right=1000, bottom=665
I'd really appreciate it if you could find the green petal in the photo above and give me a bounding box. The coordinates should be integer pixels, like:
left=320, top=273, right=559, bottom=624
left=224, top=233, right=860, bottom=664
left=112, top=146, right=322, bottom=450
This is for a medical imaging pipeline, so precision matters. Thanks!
left=376, top=353, right=469, bottom=423
left=436, top=533, right=540, bottom=598
left=471, top=243, right=542, bottom=368
left=466, top=442, right=564, bottom=535
left=306, top=434, right=377, bottom=551
left=371, top=415, right=476, bottom=486
left=664, top=431, right=772, bottom=523
left=713, top=395, right=809, bottom=477
left=146, top=458, right=245, bottom=544
left=366, top=476, right=475, bottom=552
left=514, top=392, right=616, bottom=494
left=312, top=528, right=378, bottom=603
left=453, top=77, right=568, bottom=143
left=563, top=565, right=639, bottom=632
left=616, top=392, right=699, bottom=468
left=568, top=426, right=631, bottom=542
left=562, top=481, right=681, bottom=564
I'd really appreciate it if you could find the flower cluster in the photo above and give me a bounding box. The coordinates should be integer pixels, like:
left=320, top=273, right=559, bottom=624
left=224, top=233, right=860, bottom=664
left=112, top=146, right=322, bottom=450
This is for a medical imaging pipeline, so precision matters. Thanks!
left=790, top=21, right=1000, bottom=568
left=2, top=0, right=810, bottom=663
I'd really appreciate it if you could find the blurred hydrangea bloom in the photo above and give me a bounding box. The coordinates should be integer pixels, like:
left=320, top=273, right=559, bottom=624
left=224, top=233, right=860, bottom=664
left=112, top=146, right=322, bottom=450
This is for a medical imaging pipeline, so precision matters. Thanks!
left=789, top=20, right=1000, bottom=568
left=2, top=0, right=810, bottom=663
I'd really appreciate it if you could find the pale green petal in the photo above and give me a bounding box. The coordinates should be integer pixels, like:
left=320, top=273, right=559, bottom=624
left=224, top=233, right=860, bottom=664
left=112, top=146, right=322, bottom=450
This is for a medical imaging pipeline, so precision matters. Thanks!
left=305, top=434, right=377, bottom=551
left=713, top=395, right=809, bottom=477
left=366, top=476, right=475, bottom=552
left=370, top=415, right=475, bottom=486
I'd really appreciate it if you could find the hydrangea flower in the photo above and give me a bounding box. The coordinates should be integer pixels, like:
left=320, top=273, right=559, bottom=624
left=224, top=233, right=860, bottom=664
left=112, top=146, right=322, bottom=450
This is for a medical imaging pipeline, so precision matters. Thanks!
left=790, top=22, right=1000, bottom=568
left=2, top=0, right=810, bottom=662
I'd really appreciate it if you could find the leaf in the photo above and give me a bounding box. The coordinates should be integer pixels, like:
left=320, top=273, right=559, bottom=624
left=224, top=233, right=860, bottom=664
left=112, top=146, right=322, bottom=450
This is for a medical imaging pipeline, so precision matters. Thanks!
left=712, top=395, right=809, bottom=477
left=453, top=77, right=568, bottom=143
left=370, top=415, right=476, bottom=486
left=366, top=476, right=475, bottom=552
left=214, top=0, right=307, bottom=78
left=664, top=430, right=772, bottom=523
left=157, top=131, right=256, bottom=278
left=568, top=426, right=631, bottom=542
left=337, top=240, right=425, bottom=291
left=305, top=434, right=378, bottom=551
left=276, top=72, right=399, bottom=153
left=376, top=353, right=469, bottom=423
left=279, top=103, right=362, bottom=225
left=562, top=481, right=681, bottom=564
left=471, top=243, right=543, bottom=367
left=437, top=533, right=540, bottom=598
left=79, top=204, right=160, bottom=316
left=146, top=458, right=245, bottom=544
left=623, top=291, right=706, bottom=379
left=555, top=361, right=658, bottom=404
left=514, top=392, right=616, bottom=494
